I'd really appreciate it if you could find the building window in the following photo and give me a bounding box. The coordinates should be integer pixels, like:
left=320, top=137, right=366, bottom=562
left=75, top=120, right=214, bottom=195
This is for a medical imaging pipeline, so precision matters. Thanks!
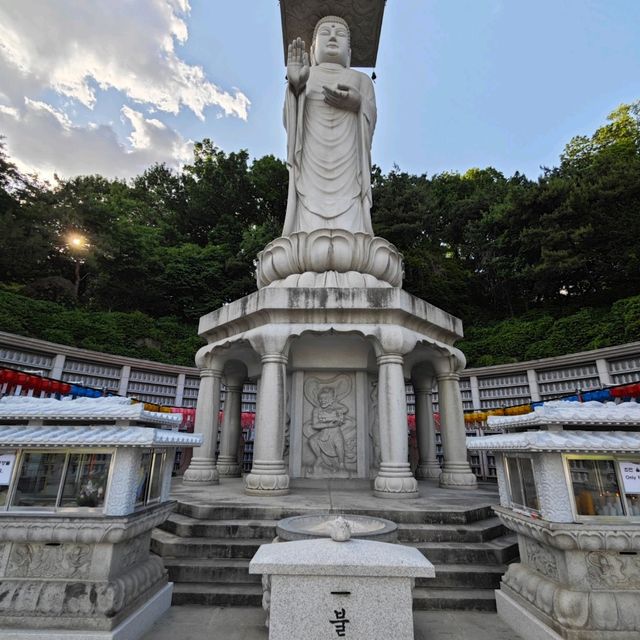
left=135, top=449, right=165, bottom=507
left=505, top=455, right=539, bottom=513
left=8, top=449, right=113, bottom=512
left=60, top=453, right=111, bottom=508
left=568, top=457, right=625, bottom=517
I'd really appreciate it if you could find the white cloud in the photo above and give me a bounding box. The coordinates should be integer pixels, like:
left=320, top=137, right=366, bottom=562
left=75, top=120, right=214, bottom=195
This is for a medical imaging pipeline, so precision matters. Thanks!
left=0, top=100, right=193, bottom=181
left=0, top=0, right=250, bottom=120
left=0, top=1, right=247, bottom=180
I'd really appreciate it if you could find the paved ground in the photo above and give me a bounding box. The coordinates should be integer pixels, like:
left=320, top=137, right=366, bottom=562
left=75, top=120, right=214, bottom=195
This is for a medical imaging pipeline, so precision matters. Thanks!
left=168, top=475, right=502, bottom=514
left=141, top=604, right=523, bottom=639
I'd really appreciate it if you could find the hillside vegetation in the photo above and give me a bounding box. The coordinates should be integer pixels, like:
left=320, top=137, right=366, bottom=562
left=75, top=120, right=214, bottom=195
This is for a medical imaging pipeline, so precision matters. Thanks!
left=1, top=102, right=639, bottom=367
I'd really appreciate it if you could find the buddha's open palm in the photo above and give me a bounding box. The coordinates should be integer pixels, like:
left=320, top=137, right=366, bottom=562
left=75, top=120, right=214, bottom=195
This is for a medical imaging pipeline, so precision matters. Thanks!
left=287, top=37, right=309, bottom=94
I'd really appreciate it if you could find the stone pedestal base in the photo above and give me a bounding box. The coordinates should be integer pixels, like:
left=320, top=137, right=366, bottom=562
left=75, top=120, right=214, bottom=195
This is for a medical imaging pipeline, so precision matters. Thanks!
left=216, top=455, right=241, bottom=477
left=439, top=465, right=478, bottom=489
left=415, top=463, right=441, bottom=480
left=0, top=504, right=174, bottom=637
left=495, top=506, right=640, bottom=639
left=197, top=287, right=468, bottom=499
left=496, top=589, right=563, bottom=640
left=0, top=583, right=173, bottom=640
left=373, top=463, right=418, bottom=498
left=183, top=457, right=219, bottom=484
left=245, top=462, right=290, bottom=496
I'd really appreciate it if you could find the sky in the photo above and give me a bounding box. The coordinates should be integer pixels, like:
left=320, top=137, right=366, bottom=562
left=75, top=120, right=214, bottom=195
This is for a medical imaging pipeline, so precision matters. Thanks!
left=0, top=0, right=638, bottom=183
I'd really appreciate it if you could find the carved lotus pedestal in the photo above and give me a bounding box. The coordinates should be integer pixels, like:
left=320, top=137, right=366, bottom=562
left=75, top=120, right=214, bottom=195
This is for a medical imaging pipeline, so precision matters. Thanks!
left=495, top=508, right=640, bottom=640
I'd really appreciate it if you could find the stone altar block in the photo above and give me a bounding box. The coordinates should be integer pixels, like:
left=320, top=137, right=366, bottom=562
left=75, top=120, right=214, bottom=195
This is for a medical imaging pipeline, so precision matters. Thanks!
left=249, top=535, right=434, bottom=640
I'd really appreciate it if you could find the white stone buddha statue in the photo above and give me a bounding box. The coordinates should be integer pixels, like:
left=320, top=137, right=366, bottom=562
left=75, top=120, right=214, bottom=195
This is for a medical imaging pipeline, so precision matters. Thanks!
left=282, top=15, right=376, bottom=236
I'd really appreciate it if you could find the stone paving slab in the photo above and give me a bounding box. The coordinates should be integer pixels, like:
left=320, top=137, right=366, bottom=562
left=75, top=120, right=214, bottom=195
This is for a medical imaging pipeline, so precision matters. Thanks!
left=141, top=605, right=523, bottom=639
left=170, top=477, right=501, bottom=514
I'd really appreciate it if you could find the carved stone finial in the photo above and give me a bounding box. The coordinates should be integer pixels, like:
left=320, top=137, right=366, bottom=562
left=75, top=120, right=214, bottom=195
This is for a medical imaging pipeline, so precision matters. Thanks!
left=330, top=516, right=352, bottom=542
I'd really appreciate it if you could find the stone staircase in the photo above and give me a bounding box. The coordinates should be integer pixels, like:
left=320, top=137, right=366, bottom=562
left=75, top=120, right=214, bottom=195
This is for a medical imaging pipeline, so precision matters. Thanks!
left=151, top=501, right=518, bottom=611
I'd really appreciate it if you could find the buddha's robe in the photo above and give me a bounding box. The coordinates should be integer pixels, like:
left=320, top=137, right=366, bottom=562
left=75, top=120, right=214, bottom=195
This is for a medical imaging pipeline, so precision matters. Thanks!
left=282, top=62, right=376, bottom=236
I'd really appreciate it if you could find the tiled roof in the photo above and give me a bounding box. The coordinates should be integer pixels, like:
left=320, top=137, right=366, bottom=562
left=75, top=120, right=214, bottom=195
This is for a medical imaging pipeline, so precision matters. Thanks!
left=0, top=424, right=202, bottom=448
left=0, top=396, right=181, bottom=426
left=487, top=400, right=640, bottom=429
left=467, top=429, right=640, bottom=452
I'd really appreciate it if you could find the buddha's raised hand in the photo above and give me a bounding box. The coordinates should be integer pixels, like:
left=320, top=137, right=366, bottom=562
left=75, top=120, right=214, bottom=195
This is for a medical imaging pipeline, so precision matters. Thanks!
left=287, top=37, right=310, bottom=95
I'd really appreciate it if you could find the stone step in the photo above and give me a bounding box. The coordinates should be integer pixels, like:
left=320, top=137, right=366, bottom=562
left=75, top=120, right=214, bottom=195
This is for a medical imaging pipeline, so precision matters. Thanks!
left=176, top=502, right=495, bottom=525
left=396, top=517, right=505, bottom=543
left=161, top=513, right=277, bottom=540
left=172, top=582, right=263, bottom=607
left=408, top=535, right=518, bottom=564
left=417, top=564, right=506, bottom=589
left=163, top=557, right=260, bottom=584
left=412, top=588, right=497, bottom=611
left=152, top=529, right=266, bottom=559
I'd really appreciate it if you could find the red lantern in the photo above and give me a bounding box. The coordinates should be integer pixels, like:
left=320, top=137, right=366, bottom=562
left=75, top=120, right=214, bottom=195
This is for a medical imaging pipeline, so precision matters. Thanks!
left=610, top=386, right=626, bottom=398
left=59, top=382, right=72, bottom=395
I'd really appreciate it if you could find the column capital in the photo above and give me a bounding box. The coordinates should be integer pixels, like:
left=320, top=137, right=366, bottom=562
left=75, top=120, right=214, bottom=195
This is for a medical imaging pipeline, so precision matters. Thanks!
left=261, top=353, right=288, bottom=365
left=413, top=382, right=434, bottom=395
left=437, top=372, right=460, bottom=383
left=224, top=383, right=244, bottom=393
left=200, top=367, right=223, bottom=379
left=377, top=353, right=404, bottom=366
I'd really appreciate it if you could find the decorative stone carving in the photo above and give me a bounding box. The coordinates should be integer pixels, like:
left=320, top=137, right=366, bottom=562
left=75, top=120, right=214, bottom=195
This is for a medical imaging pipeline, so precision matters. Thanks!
left=256, top=230, right=403, bottom=288
left=585, top=551, right=640, bottom=589
left=7, top=543, right=92, bottom=579
left=368, top=379, right=381, bottom=474
left=302, top=373, right=357, bottom=478
left=0, top=556, right=165, bottom=623
left=495, top=506, right=640, bottom=552
left=522, top=538, right=559, bottom=581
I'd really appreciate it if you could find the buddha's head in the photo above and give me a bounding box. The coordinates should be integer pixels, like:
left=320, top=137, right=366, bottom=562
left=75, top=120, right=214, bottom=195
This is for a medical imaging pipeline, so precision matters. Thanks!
left=311, top=15, right=351, bottom=67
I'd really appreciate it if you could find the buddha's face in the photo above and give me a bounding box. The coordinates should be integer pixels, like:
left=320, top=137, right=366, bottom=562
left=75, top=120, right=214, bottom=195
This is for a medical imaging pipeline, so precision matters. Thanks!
left=313, top=19, right=350, bottom=66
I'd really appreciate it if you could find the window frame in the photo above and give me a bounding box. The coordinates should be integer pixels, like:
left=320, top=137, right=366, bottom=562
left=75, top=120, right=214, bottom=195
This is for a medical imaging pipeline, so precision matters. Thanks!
left=563, top=453, right=640, bottom=522
left=4, top=447, right=115, bottom=514
left=503, top=453, right=541, bottom=516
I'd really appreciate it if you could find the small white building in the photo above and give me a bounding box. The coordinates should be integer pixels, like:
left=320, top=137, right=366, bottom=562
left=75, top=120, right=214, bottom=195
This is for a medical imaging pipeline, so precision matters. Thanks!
left=468, top=401, right=640, bottom=640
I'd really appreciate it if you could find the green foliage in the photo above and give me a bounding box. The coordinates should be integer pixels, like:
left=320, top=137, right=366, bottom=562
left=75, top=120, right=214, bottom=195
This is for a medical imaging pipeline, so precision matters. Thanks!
left=459, top=296, right=640, bottom=367
left=1, top=102, right=639, bottom=367
left=0, top=290, right=203, bottom=366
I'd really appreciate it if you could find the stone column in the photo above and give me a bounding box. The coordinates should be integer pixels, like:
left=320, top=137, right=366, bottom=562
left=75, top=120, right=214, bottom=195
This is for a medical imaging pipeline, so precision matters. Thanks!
left=217, top=377, right=244, bottom=477
left=437, top=372, right=477, bottom=488
left=413, top=380, right=441, bottom=480
left=374, top=354, right=418, bottom=498
left=245, top=353, right=290, bottom=496
left=183, top=365, right=222, bottom=484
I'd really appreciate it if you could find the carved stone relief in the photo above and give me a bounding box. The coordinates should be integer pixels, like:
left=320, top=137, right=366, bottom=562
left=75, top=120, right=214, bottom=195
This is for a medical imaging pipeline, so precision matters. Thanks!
left=6, top=543, right=92, bottom=579
left=523, top=537, right=559, bottom=581
left=368, top=378, right=381, bottom=474
left=302, top=373, right=357, bottom=478
left=586, top=550, right=640, bottom=589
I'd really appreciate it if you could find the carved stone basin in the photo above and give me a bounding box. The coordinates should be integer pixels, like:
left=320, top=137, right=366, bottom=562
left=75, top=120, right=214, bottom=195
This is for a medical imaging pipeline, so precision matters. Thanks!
left=276, top=513, right=398, bottom=543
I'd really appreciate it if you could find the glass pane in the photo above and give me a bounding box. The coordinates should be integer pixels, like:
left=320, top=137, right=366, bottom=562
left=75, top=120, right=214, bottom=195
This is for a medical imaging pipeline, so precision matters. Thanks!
left=12, top=452, right=66, bottom=508
left=148, top=452, right=164, bottom=502
left=60, top=453, right=111, bottom=508
left=135, top=451, right=152, bottom=505
left=520, top=458, right=539, bottom=511
left=627, top=494, right=640, bottom=516
left=0, top=486, right=8, bottom=507
left=570, top=458, right=624, bottom=516
left=506, top=456, right=524, bottom=507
